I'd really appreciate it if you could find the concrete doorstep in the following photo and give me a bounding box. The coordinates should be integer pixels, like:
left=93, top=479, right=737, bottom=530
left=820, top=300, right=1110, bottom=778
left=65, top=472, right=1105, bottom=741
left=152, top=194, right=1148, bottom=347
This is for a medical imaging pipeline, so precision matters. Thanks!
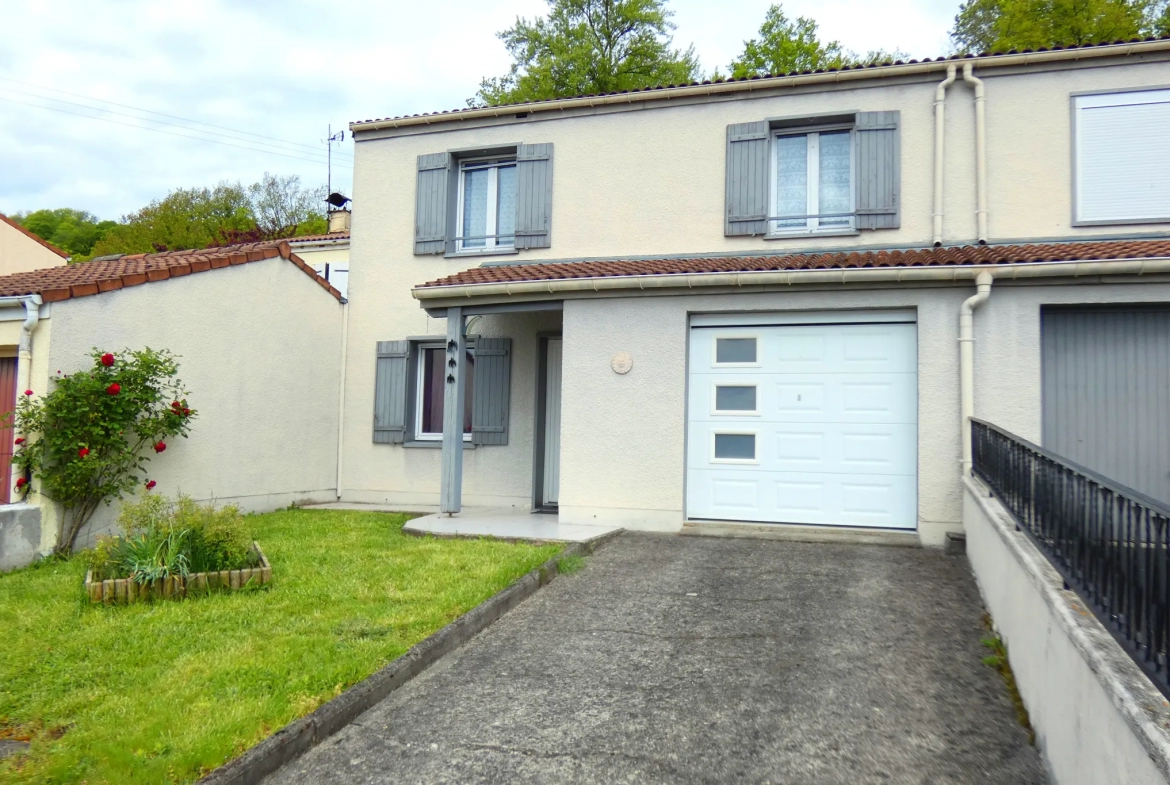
left=197, top=532, right=620, bottom=785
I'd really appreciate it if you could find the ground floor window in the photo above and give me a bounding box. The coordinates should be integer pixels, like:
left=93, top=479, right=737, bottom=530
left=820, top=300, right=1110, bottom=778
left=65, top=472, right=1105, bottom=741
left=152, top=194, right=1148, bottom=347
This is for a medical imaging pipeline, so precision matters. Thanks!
left=415, top=346, right=474, bottom=440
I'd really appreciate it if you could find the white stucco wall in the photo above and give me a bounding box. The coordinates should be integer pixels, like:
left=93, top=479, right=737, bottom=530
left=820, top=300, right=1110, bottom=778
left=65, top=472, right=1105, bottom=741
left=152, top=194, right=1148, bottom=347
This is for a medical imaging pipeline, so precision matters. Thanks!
left=0, top=218, right=67, bottom=274
left=964, top=477, right=1170, bottom=785
left=43, top=257, right=344, bottom=546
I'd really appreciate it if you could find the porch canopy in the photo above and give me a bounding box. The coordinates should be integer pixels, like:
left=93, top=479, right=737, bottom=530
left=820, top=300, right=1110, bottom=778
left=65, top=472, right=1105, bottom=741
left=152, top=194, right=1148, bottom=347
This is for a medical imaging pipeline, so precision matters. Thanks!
left=412, top=238, right=1170, bottom=514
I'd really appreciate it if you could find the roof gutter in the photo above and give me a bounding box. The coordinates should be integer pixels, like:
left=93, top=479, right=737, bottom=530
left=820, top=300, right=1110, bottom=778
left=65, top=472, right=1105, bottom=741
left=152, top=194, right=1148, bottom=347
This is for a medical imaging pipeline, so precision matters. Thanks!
left=353, top=40, right=1170, bottom=134
left=411, top=256, right=1170, bottom=302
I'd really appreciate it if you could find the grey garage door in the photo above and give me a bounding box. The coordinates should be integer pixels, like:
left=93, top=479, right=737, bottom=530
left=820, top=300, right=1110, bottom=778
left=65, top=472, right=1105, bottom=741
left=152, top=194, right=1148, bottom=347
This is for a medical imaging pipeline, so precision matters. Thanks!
left=1042, top=306, right=1170, bottom=504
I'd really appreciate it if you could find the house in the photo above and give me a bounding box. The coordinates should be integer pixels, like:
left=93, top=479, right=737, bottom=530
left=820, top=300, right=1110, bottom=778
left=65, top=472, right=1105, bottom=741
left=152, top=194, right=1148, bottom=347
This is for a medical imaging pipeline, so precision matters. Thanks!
left=339, top=37, right=1170, bottom=547
left=289, top=208, right=351, bottom=299
left=0, top=213, right=69, bottom=274
left=0, top=240, right=343, bottom=567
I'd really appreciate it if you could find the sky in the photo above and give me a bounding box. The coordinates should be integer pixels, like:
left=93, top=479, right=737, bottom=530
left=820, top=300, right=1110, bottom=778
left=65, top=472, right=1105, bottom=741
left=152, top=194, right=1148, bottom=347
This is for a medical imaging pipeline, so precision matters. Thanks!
left=0, top=0, right=957, bottom=220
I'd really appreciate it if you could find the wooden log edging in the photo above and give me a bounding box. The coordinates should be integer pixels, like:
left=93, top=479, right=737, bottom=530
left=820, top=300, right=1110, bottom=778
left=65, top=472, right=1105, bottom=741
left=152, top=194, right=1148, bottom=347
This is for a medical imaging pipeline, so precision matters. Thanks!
left=85, top=541, right=272, bottom=604
left=197, top=529, right=622, bottom=785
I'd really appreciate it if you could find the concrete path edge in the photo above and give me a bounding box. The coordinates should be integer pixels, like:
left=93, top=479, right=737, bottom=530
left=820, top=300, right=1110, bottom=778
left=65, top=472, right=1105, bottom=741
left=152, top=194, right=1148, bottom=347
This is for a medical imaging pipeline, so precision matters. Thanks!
left=197, top=529, right=623, bottom=785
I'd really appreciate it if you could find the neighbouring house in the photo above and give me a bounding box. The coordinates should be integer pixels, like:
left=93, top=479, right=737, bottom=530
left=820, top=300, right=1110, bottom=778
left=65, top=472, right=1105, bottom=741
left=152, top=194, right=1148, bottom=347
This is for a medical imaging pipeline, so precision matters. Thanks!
left=290, top=208, right=351, bottom=299
left=0, top=240, right=343, bottom=568
left=0, top=213, right=69, bottom=274
left=338, top=38, right=1170, bottom=548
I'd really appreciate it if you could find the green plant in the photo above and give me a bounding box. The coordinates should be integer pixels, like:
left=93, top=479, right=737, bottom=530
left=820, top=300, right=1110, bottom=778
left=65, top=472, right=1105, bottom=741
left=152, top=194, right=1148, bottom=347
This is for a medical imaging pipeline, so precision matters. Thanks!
left=9, top=348, right=196, bottom=555
left=557, top=554, right=586, bottom=574
left=88, top=494, right=256, bottom=583
left=981, top=614, right=1035, bottom=744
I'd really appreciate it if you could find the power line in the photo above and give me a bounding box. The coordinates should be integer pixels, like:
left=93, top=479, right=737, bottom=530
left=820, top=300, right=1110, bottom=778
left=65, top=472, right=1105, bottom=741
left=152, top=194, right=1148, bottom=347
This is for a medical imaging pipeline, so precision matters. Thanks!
left=0, top=76, right=353, bottom=160
left=0, top=95, right=353, bottom=169
left=0, top=85, right=343, bottom=163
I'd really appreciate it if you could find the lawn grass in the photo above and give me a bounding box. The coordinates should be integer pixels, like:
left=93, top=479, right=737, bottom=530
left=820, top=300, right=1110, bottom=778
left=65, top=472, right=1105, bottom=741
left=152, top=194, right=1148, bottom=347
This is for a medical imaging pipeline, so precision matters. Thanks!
left=0, top=509, right=562, bottom=784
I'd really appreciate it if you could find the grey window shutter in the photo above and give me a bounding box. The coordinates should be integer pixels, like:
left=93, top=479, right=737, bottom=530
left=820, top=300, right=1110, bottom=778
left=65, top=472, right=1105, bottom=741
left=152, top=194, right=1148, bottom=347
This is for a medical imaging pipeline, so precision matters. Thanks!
left=414, top=153, right=450, bottom=254
left=854, top=111, right=901, bottom=230
left=373, top=341, right=409, bottom=443
left=725, top=121, right=770, bottom=237
left=515, top=144, right=553, bottom=249
left=471, top=337, right=512, bottom=445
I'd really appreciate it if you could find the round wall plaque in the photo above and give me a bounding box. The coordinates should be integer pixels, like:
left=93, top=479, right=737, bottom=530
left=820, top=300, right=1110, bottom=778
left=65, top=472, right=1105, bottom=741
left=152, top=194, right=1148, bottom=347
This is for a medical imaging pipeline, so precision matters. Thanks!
left=611, top=352, right=633, bottom=375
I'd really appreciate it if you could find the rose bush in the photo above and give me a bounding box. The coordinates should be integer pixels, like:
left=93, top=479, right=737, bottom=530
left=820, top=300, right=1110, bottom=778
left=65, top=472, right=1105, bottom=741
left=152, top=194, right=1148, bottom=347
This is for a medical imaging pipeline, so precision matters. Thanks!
left=9, top=348, right=197, bottom=555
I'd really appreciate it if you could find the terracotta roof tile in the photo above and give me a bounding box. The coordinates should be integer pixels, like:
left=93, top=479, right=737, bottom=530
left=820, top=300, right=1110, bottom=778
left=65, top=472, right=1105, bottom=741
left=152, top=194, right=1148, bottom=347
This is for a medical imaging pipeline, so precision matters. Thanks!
left=356, top=36, right=1170, bottom=127
left=416, top=238, right=1170, bottom=289
left=0, top=239, right=343, bottom=303
left=288, top=232, right=350, bottom=243
left=0, top=213, right=70, bottom=259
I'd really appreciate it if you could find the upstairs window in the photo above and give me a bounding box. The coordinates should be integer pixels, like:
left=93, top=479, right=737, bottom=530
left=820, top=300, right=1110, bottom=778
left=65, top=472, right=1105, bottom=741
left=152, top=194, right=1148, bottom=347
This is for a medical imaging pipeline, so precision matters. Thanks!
left=414, top=144, right=553, bottom=256
left=457, top=158, right=517, bottom=252
left=1074, top=89, right=1170, bottom=225
left=771, top=129, right=854, bottom=235
left=725, top=112, right=899, bottom=238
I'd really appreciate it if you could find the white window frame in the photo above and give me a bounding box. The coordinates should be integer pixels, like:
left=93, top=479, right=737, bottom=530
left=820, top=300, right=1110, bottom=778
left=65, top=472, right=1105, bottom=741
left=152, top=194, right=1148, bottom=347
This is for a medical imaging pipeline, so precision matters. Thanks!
left=413, top=343, right=473, bottom=442
left=1072, top=88, right=1170, bottom=226
left=768, top=126, right=856, bottom=236
left=710, top=430, right=760, bottom=465
left=712, top=334, right=761, bottom=368
left=455, top=156, right=517, bottom=253
left=711, top=382, right=760, bottom=416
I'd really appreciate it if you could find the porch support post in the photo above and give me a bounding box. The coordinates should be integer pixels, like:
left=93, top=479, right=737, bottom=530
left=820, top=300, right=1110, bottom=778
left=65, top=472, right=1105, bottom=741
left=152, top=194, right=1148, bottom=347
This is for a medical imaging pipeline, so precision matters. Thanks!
left=440, top=306, right=466, bottom=514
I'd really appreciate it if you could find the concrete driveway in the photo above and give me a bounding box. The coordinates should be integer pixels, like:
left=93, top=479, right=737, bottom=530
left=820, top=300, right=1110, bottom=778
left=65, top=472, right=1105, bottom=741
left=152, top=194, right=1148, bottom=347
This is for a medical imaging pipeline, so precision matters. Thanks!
left=263, top=533, right=1046, bottom=785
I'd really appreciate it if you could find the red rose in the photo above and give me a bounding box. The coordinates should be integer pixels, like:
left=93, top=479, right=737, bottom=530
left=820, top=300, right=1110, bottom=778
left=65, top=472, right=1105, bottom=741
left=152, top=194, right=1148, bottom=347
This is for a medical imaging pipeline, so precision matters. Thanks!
left=182, top=408, right=191, bottom=416
left=15, top=478, right=26, bottom=489
left=23, top=390, right=31, bottom=396
left=14, top=437, right=24, bottom=445
left=106, top=383, right=121, bottom=395
left=171, top=401, right=181, bottom=409
left=145, top=480, right=157, bottom=490
left=78, top=447, right=90, bottom=458
left=154, top=441, right=166, bottom=453
left=100, top=353, right=115, bottom=367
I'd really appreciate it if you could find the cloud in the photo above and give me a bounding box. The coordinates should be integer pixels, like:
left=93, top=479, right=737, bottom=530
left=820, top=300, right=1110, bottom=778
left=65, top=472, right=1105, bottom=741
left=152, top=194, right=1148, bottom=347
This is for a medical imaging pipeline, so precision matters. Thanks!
left=0, top=0, right=954, bottom=219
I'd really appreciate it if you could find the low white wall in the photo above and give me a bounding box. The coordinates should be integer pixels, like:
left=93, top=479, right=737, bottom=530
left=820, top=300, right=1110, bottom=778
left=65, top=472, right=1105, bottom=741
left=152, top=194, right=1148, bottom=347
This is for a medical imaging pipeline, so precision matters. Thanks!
left=45, top=257, right=345, bottom=547
left=963, top=476, right=1170, bottom=785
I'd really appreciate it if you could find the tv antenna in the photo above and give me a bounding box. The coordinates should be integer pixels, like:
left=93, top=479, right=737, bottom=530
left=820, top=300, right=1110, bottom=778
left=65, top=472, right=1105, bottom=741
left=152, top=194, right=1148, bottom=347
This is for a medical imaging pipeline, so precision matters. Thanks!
left=325, top=125, right=346, bottom=195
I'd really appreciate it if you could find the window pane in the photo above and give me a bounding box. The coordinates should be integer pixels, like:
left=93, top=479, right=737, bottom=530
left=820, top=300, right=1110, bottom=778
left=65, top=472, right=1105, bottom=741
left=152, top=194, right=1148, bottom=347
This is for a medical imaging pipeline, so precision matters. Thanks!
left=715, top=385, right=757, bottom=412
left=496, top=164, right=517, bottom=246
left=461, top=168, right=489, bottom=248
left=774, top=134, right=808, bottom=229
left=420, top=348, right=475, bottom=435
left=715, top=337, right=757, bottom=364
left=819, top=131, right=852, bottom=227
left=714, top=433, right=756, bottom=460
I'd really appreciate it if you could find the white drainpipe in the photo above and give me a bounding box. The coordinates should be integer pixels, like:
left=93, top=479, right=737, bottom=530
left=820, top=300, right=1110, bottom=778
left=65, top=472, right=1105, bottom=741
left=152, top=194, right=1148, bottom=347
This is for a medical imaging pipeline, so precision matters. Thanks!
left=13, top=295, right=42, bottom=501
left=932, top=64, right=957, bottom=246
left=962, top=63, right=989, bottom=243
left=959, top=272, right=993, bottom=476
left=334, top=300, right=350, bottom=500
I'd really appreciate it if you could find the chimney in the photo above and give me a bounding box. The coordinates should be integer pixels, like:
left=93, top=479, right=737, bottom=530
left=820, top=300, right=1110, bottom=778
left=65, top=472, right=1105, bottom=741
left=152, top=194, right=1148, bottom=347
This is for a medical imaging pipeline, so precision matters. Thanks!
left=327, top=209, right=351, bottom=234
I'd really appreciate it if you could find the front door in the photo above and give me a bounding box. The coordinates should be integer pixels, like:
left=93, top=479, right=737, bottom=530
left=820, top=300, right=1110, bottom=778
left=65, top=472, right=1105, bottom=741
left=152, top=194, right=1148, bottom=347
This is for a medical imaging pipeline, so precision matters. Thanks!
left=536, top=337, right=563, bottom=509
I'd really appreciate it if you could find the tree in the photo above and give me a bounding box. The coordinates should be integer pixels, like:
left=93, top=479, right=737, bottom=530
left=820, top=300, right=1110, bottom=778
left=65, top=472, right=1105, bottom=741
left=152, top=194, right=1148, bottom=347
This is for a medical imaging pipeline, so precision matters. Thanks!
left=472, top=0, right=701, bottom=107
left=248, top=173, right=327, bottom=237
left=10, top=348, right=196, bottom=556
left=729, top=5, right=909, bottom=79
left=10, top=208, right=116, bottom=259
left=950, top=0, right=1163, bottom=53
left=87, top=173, right=327, bottom=258
left=89, top=183, right=254, bottom=257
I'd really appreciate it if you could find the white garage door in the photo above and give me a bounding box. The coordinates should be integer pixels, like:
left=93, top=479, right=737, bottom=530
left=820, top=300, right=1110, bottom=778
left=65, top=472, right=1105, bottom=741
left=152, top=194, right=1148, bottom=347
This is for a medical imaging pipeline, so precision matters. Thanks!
left=686, top=316, right=918, bottom=529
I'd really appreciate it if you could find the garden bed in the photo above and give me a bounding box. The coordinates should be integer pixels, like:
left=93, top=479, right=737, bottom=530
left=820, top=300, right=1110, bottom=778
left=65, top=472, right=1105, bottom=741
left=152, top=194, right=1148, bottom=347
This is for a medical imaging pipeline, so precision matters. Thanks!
left=84, top=542, right=271, bottom=604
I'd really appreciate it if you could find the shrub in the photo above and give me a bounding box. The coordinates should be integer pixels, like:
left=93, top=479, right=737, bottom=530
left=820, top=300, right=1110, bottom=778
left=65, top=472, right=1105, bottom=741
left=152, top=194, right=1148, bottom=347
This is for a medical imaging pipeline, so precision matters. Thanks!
left=87, top=494, right=256, bottom=584
left=10, top=348, right=196, bottom=555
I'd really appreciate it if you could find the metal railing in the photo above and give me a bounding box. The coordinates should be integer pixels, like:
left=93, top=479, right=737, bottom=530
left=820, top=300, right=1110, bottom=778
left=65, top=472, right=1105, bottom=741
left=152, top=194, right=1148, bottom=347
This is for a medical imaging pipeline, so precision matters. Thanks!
left=971, top=418, right=1170, bottom=697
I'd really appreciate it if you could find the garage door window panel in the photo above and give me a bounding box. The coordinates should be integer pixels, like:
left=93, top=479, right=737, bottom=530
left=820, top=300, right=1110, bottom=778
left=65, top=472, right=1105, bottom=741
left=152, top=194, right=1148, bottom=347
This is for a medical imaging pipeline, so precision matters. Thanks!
left=713, top=432, right=758, bottom=464
left=714, top=336, right=759, bottom=366
left=714, top=384, right=759, bottom=415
